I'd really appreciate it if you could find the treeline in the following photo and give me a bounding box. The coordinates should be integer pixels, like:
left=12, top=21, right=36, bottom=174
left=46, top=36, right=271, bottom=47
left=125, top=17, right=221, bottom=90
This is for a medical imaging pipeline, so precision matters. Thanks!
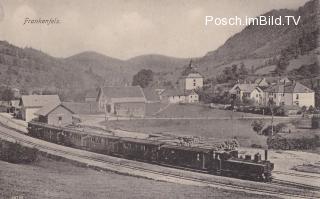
left=267, top=134, right=320, bottom=150
left=274, top=29, right=319, bottom=74
left=216, top=63, right=249, bottom=84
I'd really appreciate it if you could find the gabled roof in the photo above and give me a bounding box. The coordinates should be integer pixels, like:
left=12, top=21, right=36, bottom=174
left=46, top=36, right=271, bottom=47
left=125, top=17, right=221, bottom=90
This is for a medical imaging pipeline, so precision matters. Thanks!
left=99, top=86, right=146, bottom=102
left=266, top=82, right=313, bottom=93
left=20, top=95, right=61, bottom=108
left=229, top=84, right=258, bottom=93
left=184, top=73, right=203, bottom=78
left=35, top=103, right=75, bottom=116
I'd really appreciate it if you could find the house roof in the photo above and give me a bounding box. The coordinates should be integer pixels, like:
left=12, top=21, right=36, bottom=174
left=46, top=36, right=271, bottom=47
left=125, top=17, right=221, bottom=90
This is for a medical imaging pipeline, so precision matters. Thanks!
left=100, top=86, right=146, bottom=102
left=20, top=95, right=61, bottom=108
left=85, top=89, right=99, bottom=99
left=229, top=84, right=258, bottom=93
left=266, top=82, right=313, bottom=93
left=35, top=103, right=75, bottom=116
left=185, top=73, right=203, bottom=78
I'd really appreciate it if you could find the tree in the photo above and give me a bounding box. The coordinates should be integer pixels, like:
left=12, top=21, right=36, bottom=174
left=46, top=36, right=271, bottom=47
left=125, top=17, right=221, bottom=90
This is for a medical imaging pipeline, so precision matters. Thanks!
left=132, top=69, right=154, bottom=88
left=251, top=119, right=265, bottom=135
left=268, top=99, right=276, bottom=136
left=275, top=52, right=290, bottom=74
left=0, top=88, right=14, bottom=102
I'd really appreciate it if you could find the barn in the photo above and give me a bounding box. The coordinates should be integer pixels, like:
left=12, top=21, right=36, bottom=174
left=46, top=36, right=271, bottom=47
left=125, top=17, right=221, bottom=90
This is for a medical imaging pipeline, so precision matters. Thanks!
left=19, top=95, right=61, bottom=122
left=97, top=86, right=146, bottom=117
left=35, top=103, right=75, bottom=126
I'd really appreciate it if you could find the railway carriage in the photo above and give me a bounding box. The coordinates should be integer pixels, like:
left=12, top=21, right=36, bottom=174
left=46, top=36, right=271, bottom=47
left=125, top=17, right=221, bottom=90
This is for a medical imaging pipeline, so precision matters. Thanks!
left=158, top=145, right=213, bottom=170
left=82, top=134, right=121, bottom=155
left=27, top=121, right=274, bottom=182
left=118, top=137, right=163, bottom=161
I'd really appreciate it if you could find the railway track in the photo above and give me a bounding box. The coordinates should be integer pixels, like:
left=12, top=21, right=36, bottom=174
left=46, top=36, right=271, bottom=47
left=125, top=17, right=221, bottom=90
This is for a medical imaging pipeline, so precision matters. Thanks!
left=272, top=178, right=320, bottom=191
left=274, top=170, right=320, bottom=179
left=0, top=125, right=319, bottom=198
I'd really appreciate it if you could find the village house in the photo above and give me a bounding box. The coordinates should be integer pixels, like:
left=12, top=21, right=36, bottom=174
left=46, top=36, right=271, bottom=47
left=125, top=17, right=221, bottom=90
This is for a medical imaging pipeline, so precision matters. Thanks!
left=19, top=95, right=61, bottom=122
left=35, top=103, right=75, bottom=126
left=163, top=89, right=199, bottom=104
left=229, top=84, right=265, bottom=105
left=97, top=86, right=146, bottom=117
left=181, top=72, right=204, bottom=91
left=165, top=61, right=203, bottom=104
left=265, top=81, right=315, bottom=107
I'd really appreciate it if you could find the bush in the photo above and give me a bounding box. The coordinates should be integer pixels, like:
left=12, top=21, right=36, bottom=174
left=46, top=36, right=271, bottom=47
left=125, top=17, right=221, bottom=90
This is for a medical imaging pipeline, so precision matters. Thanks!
left=251, top=119, right=265, bottom=135
left=261, top=123, right=287, bottom=136
left=267, top=135, right=320, bottom=150
left=0, top=140, right=39, bottom=164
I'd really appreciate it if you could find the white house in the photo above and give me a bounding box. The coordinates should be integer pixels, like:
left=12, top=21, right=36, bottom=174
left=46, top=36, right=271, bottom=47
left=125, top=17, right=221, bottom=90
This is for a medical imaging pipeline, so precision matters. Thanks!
left=19, top=95, right=61, bottom=122
left=229, top=84, right=265, bottom=105
left=265, top=81, right=315, bottom=107
left=181, top=72, right=204, bottom=91
left=164, top=89, right=199, bottom=104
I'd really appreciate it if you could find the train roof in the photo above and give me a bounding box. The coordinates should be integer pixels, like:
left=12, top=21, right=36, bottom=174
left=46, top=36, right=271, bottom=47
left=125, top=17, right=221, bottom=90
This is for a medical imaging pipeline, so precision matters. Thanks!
left=226, top=158, right=267, bottom=166
left=161, top=144, right=212, bottom=153
left=120, top=137, right=164, bottom=145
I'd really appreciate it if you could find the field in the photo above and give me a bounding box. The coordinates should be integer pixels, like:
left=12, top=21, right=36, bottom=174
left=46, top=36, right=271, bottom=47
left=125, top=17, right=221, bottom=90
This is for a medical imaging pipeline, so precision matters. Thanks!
left=0, top=158, right=278, bottom=199
left=147, top=103, right=258, bottom=118
left=101, top=104, right=294, bottom=147
left=104, top=118, right=270, bottom=147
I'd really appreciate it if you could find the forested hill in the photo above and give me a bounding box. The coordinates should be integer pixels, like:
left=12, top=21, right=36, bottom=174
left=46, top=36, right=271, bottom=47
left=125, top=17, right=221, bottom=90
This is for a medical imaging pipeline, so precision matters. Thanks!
left=0, top=41, right=187, bottom=100
left=0, top=0, right=318, bottom=101
left=194, top=0, right=319, bottom=79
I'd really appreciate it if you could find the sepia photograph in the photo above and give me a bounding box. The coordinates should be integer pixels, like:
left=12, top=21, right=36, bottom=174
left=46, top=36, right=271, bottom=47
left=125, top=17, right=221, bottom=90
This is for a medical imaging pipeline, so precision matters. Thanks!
left=0, top=0, right=319, bottom=198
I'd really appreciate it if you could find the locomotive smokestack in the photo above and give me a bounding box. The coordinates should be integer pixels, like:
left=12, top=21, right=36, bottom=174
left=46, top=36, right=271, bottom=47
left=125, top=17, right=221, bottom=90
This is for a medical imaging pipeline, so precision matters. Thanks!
left=265, top=149, right=268, bottom=161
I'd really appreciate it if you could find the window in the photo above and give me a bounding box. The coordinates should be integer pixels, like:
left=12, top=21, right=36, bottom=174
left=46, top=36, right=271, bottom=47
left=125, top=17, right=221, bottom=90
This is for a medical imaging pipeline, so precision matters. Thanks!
left=58, top=116, right=62, bottom=121
left=193, top=79, right=196, bottom=82
left=197, top=153, right=200, bottom=161
left=193, top=82, right=196, bottom=86
left=296, top=94, right=299, bottom=100
left=274, top=94, right=276, bottom=98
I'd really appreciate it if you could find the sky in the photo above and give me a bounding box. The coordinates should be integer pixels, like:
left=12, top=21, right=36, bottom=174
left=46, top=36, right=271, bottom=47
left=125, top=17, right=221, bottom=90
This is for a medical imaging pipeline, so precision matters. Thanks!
left=0, top=0, right=309, bottom=59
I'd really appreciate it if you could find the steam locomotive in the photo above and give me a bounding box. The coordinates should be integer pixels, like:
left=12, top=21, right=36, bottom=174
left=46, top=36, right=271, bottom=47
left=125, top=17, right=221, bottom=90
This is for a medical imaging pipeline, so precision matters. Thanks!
left=27, top=121, right=274, bottom=181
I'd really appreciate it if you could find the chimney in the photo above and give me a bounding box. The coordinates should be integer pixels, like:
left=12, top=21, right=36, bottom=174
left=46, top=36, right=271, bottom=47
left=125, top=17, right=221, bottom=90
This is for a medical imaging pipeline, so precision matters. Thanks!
left=264, top=149, right=268, bottom=161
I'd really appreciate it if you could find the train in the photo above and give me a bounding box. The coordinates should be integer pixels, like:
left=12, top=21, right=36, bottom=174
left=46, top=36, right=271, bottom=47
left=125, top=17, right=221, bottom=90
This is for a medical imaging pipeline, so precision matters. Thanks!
left=27, top=121, right=274, bottom=182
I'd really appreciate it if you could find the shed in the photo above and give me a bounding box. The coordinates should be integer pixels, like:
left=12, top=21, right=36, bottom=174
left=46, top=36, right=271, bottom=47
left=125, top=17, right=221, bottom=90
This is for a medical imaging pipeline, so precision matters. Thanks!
left=97, top=86, right=146, bottom=117
left=19, top=95, right=61, bottom=122
left=35, top=103, right=75, bottom=126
